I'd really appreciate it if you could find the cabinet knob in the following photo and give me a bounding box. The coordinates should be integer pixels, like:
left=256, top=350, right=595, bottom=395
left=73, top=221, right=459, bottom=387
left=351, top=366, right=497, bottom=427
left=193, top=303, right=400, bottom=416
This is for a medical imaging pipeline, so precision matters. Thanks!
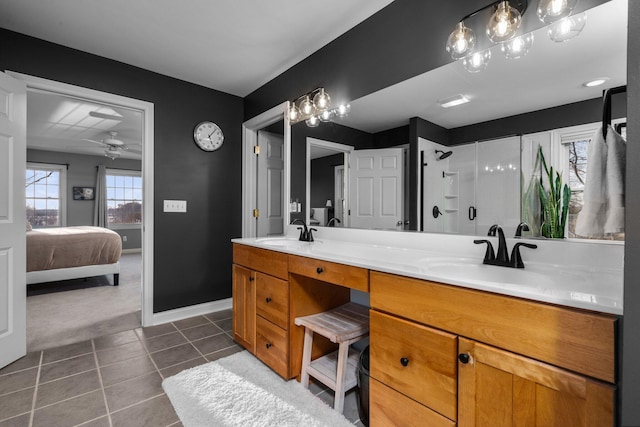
left=316, top=267, right=324, bottom=274
left=266, top=343, right=272, bottom=349
left=249, top=276, right=254, bottom=282
left=265, top=297, right=272, bottom=303
left=400, top=357, right=409, bottom=367
left=458, top=353, right=471, bottom=364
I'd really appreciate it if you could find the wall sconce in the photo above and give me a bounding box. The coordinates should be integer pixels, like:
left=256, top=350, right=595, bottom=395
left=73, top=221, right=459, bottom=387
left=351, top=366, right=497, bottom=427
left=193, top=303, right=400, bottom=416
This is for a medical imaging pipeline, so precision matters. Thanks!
left=288, top=87, right=350, bottom=127
left=326, top=199, right=333, bottom=208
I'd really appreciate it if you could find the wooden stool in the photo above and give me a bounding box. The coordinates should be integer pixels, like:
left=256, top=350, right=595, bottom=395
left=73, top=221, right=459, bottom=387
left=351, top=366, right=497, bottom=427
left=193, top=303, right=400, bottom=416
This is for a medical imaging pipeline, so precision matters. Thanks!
left=294, top=302, right=370, bottom=413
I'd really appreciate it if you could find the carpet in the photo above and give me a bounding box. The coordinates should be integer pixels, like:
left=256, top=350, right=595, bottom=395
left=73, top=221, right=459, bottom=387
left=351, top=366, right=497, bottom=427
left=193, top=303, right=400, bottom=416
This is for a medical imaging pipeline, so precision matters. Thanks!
left=163, top=351, right=355, bottom=427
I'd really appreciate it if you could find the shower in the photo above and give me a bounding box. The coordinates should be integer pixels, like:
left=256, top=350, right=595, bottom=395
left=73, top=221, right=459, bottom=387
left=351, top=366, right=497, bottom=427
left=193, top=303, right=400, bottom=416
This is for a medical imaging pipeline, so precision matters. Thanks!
left=435, top=149, right=453, bottom=160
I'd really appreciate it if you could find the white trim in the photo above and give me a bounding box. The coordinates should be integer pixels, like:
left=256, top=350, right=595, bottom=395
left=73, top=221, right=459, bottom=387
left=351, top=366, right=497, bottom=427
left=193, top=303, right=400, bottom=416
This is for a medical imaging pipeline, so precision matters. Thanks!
left=26, top=162, right=68, bottom=227
left=242, top=102, right=290, bottom=237
left=151, top=298, right=232, bottom=326
left=7, top=71, right=156, bottom=327
left=121, top=248, right=142, bottom=254
left=26, top=262, right=119, bottom=285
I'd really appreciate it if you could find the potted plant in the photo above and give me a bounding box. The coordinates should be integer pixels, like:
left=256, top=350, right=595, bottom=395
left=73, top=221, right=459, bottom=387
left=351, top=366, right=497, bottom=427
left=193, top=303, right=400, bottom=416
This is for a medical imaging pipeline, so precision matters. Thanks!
left=536, top=145, right=571, bottom=238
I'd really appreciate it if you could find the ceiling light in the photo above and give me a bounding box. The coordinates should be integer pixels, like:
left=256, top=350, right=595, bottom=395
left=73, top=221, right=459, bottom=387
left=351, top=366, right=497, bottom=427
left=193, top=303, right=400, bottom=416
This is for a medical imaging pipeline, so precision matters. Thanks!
left=438, top=94, right=470, bottom=108
left=104, top=149, right=121, bottom=160
left=537, top=0, right=577, bottom=24
left=486, top=1, right=523, bottom=43
left=462, top=49, right=492, bottom=73
left=501, top=32, right=534, bottom=59
left=547, top=12, right=587, bottom=42
left=446, top=22, right=476, bottom=59
left=583, top=78, right=609, bottom=88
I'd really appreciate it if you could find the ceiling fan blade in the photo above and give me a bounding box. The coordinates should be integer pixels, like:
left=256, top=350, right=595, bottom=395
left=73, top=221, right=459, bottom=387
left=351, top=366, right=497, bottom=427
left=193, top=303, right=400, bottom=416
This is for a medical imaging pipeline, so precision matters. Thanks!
left=82, top=138, right=108, bottom=147
left=89, top=111, right=123, bottom=121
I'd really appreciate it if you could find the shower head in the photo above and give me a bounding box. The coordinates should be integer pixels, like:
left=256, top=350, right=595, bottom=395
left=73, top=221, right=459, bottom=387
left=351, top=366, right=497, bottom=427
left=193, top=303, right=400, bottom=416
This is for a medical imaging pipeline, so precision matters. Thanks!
left=435, top=149, right=453, bottom=160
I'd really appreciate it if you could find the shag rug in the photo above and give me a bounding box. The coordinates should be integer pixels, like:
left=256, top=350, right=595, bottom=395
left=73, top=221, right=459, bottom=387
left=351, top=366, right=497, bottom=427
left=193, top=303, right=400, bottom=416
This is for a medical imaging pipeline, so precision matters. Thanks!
left=162, top=351, right=354, bottom=427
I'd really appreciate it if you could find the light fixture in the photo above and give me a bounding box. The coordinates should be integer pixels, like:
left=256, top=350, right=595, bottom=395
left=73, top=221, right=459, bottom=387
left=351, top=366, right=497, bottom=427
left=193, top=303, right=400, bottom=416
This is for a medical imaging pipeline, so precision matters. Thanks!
left=501, top=32, right=534, bottom=59
left=289, top=88, right=349, bottom=127
left=583, top=78, right=609, bottom=88
left=486, top=1, right=523, bottom=43
left=438, top=94, right=470, bottom=108
left=536, top=0, right=577, bottom=24
left=446, top=22, right=477, bottom=59
left=326, top=199, right=333, bottom=208
left=463, top=49, right=492, bottom=73
left=104, top=148, right=121, bottom=160
left=547, top=12, right=586, bottom=42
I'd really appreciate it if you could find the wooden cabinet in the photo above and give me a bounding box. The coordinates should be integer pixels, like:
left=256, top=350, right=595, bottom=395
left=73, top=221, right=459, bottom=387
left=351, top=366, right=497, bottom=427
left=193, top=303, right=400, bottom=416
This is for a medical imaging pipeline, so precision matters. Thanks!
left=232, top=264, right=255, bottom=352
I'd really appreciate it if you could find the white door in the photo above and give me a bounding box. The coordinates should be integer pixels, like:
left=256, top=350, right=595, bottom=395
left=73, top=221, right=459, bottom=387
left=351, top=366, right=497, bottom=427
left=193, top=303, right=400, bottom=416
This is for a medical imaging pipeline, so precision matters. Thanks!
left=334, top=165, right=345, bottom=226
left=0, top=72, right=27, bottom=368
left=257, top=131, right=284, bottom=237
left=349, top=148, right=404, bottom=230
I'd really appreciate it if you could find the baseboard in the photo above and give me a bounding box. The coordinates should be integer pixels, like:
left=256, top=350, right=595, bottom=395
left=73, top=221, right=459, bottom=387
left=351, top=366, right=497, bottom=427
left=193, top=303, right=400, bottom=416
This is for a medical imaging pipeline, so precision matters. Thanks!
left=150, top=298, right=232, bottom=326
left=122, top=248, right=142, bottom=254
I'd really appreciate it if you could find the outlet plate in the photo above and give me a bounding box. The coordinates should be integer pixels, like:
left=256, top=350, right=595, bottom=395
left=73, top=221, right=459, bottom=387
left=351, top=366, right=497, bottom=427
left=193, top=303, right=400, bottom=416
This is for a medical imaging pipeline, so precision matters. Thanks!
left=164, top=200, right=187, bottom=213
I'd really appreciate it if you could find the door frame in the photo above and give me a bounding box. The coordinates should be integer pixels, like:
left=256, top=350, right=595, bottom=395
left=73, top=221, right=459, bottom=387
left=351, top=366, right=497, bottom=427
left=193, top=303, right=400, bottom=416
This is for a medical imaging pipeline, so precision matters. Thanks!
left=7, top=71, right=155, bottom=326
left=241, top=102, right=290, bottom=237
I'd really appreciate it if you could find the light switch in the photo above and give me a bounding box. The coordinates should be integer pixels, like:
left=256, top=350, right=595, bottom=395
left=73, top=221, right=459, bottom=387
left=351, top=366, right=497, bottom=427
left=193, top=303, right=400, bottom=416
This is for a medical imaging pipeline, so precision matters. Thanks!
left=164, top=200, right=187, bottom=212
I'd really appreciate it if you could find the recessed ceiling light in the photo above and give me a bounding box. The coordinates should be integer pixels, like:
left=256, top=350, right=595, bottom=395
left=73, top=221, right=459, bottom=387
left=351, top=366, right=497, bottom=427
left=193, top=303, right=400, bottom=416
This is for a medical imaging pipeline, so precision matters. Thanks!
left=583, top=78, right=609, bottom=87
left=438, top=94, right=470, bottom=108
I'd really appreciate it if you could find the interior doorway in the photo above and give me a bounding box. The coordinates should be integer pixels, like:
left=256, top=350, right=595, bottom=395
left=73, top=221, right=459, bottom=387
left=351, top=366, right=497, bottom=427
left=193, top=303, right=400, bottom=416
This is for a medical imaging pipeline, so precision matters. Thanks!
left=8, top=71, right=155, bottom=349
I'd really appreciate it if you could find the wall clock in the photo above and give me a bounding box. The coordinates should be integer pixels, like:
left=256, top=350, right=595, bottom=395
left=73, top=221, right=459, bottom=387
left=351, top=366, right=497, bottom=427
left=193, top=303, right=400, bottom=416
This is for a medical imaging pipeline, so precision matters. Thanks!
left=193, top=121, right=224, bottom=152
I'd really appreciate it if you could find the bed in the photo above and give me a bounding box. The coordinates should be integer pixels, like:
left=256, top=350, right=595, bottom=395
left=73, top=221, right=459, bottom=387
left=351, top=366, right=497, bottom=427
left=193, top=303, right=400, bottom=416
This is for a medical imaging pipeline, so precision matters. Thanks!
left=26, top=226, right=122, bottom=286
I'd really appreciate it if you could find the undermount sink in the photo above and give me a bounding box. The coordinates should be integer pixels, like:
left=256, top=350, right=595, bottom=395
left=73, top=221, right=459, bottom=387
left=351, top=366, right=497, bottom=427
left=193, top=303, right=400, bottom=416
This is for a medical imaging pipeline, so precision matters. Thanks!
left=425, top=262, right=554, bottom=287
left=254, top=237, right=304, bottom=247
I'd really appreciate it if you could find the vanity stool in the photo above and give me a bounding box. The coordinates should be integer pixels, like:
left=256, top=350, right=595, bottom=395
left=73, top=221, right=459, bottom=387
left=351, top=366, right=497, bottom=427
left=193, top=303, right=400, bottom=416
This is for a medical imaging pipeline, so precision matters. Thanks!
left=294, top=302, right=370, bottom=413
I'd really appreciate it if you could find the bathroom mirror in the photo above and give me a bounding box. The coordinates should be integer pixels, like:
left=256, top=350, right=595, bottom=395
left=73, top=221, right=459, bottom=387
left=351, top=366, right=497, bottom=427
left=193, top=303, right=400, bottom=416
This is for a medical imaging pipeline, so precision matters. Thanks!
left=291, top=0, right=627, bottom=239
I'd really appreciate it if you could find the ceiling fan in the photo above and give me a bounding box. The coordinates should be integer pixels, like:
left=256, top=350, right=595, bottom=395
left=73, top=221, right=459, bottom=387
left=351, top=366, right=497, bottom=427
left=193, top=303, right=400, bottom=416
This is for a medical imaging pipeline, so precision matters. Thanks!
left=82, top=131, right=141, bottom=159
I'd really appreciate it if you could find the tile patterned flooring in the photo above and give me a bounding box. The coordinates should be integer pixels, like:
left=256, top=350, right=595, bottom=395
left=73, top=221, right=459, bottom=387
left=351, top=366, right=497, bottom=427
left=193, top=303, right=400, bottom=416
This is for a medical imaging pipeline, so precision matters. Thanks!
left=0, top=309, right=363, bottom=426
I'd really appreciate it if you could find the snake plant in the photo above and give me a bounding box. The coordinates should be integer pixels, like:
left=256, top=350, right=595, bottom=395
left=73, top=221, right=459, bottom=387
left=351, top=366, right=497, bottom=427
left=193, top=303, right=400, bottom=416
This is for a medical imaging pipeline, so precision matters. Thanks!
left=536, top=146, right=571, bottom=238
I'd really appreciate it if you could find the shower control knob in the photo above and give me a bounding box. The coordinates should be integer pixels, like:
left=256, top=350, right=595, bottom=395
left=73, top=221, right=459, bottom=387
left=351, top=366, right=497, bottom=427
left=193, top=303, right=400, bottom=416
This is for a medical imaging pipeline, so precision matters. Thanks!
left=458, top=353, right=471, bottom=364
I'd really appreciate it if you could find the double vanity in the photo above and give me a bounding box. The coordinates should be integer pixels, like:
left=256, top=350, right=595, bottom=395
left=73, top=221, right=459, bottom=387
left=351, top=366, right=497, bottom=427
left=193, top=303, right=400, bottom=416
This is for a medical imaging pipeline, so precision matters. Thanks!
left=232, top=226, right=622, bottom=425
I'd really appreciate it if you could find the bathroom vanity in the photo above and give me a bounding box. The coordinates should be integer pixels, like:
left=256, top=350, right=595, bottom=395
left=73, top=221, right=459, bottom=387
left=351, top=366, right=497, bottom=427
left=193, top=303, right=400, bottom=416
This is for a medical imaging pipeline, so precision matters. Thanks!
left=232, top=228, right=621, bottom=425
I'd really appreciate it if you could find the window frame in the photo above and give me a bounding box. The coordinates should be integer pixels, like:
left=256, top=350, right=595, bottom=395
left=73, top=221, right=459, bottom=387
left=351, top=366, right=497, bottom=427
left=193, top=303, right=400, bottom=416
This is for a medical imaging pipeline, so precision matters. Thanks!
left=26, top=162, right=67, bottom=227
left=105, top=168, right=142, bottom=230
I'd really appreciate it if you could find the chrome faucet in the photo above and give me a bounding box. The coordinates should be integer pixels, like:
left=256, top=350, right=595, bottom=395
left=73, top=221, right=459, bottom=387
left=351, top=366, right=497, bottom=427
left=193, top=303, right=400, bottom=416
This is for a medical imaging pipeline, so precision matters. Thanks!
left=327, top=217, right=341, bottom=227
left=474, top=224, right=537, bottom=268
left=290, top=219, right=316, bottom=242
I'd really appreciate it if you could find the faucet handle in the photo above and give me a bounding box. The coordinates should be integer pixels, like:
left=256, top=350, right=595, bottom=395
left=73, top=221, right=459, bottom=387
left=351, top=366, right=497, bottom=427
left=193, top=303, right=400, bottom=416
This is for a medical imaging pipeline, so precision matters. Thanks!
left=474, top=239, right=496, bottom=263
left=297, top=226, right=306, bottom=241
left=510, top=243, right=537, bottom=268
left=308, top=228, right=317, bottom=242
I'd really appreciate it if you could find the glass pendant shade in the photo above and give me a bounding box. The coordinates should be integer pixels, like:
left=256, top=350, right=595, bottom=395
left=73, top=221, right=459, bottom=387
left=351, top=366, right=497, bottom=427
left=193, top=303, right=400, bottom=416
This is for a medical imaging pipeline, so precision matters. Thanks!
left=300, top=96, right=315, bottom=116
left=313, top=88, right=331, bottom=110
left=501, top=33, right=534, bottom=59
left=446, top=22, right=476, bottom=59
left=463, top=49, right=491, bottom=73
left=547, top=12, right=586, bottom=42
left=537, top=0, right=577, bottom=24
left=336, top=104, right=350, bottom=117
left=319, top=109, right=333, bottom=122
left=486, top=1, right=522, bottom=43
left=288, top=104, right=300, bottom=122
left=305, top=115, right=320, bottom=127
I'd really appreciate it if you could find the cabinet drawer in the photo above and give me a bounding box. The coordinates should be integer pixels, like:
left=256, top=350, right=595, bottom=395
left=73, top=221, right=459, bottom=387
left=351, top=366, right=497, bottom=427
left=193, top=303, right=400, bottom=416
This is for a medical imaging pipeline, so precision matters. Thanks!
left=370, top=379, right=455, bottom=427
left=288, top=254, right=369, bottom=292
left=256, top=272, right=289, bottom=329
left=256, top=316, right=289, bottom=378
left=370, top=310, right=457, bottom=421
left=370, top=271, right=616, bottom=383
left=233, top=243, right=288, bottom=279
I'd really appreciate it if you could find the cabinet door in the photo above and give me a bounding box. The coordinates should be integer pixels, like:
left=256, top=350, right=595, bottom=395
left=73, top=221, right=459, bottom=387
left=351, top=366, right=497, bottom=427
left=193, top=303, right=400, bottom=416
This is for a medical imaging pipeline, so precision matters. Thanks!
left=232, top=265, right=255, bottom=353
left=255, top=272, right=288, bottom=329
left=458, top=338, right=615, bottom=427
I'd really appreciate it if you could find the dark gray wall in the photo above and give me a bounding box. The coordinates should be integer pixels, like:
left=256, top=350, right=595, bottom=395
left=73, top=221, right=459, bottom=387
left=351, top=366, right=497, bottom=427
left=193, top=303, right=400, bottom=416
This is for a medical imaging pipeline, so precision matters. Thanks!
left=27, top=149, right=142, bottom=250
left=1, top=29, right=244, bottom=313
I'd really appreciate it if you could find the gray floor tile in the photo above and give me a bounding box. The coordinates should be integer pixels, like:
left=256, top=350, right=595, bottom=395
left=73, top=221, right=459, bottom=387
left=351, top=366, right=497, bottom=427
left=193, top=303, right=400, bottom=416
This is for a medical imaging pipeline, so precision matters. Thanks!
left=96, top=340, right=146, bottom=366
left=39, top=353, right=96, bottom=383
left=0, top=388, right=34, bottom=421
left=76, top=416, right=111, bottom=427
left=0, top=412, right=31, bottom=427
left=100, top=354, right=156, bottom=387
left=213, top=318, right=232, bottom=332
left=0, top=352, right=41, bottom=376
left=204, top=309, right=232, bottom=322
left=204, top=344, right=243, bottom=362
left=143, top=331, right=187, bottom=353
left=135, top=323, right=177, bottom=340
left=104, top=372, right=164, bottom=412
left=172, top=315, right=210, bottom=330
left=149, top=343, right=201, bottom=370
left=93, top=330, right=140, bottom=350
left=36, top=370, right=100, bottom=408
left=110, top=394, right=179, bottom=427
left=32, top=390, right=106, bottom=427
left=191, top=333, right=235, bottom=355
left=180, top=323, right=223, bottom=341
left=42, top=340, right=93, bottom=364
left=0, top=367, right=38, bottom=396
left=159, top=357, right=208, bottom=379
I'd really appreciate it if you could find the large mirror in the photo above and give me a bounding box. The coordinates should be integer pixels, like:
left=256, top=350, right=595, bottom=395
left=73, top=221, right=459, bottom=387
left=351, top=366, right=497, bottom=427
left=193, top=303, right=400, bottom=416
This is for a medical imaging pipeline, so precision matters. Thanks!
left=290, top=0, right=627, bottom=239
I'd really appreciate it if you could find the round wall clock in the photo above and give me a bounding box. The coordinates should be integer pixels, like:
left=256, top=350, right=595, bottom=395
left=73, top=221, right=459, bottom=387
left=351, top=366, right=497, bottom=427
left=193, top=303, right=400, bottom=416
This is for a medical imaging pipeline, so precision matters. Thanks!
left=193, top=121, right=224, bottom=152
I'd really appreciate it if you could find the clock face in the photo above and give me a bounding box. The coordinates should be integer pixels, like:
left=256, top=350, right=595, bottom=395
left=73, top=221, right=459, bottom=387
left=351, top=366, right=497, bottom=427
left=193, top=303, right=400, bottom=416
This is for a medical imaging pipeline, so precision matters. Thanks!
left=193, top=121, right=224, bottom=152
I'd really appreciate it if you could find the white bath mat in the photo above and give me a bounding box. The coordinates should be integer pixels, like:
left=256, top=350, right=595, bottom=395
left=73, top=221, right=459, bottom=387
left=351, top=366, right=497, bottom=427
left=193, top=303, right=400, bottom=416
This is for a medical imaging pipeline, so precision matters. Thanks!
left=162, top=351, right=354, bottom=427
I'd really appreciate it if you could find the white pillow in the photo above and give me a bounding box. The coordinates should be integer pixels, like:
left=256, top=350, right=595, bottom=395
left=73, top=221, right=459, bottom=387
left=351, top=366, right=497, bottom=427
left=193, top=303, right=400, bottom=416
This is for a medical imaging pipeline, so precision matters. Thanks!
left=26, top=221, right=32, bottom=232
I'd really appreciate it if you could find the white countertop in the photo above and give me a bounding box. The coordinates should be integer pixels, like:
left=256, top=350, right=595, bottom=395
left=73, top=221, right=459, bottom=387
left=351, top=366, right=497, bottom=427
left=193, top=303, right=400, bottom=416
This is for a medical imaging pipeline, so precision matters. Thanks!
left=232, top=227, right=623, bottom=315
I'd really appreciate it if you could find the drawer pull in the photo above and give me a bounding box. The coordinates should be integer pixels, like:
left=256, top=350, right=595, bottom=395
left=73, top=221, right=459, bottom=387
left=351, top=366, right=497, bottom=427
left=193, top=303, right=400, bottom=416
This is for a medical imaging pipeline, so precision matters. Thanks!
left=400, top=357, right=409, bottom=367
left=458, top=353, right=471, bottom=364
left=265, top=297, right=272, bottom=303
left=249, top=276, right=254, bottom=282
left=266, top=343, right=272, bottom=349
left=316, top=267, right=324, bottom=274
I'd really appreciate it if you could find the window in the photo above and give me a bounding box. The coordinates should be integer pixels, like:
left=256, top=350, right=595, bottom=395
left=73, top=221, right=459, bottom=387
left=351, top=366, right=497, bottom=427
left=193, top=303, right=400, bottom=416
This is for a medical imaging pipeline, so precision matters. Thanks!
left=26, top=163, right=67, bottom=228
left=106, top=169, right=142, bottom=227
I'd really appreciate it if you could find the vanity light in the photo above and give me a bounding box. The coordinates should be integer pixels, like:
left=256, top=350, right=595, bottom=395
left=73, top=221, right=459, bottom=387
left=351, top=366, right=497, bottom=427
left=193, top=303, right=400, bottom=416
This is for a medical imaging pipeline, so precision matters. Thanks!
left=446, top=22, right=477, bottom=59
left=583, top=78, right=609, bottom=88
left=487, top=1, right=523, bottom=43
left=463, top=49, right=492, bottom=73
left=299, top=95, right=315, bottom=116
left=289, top=88, right=348, bottom=127
left=438, top=94, right=470, bottom=108
left=501, top=32, right=534, bottom=59
left=547, top=12, right=587, bottom=42
left=537, top=0, right=577, bottom=24
left=305, top=115, right=320, bottom=127
left=313, top=88, right=331, bottom=110
left=335, top=103, right=350, bottom=117
left=318, top=109, right=333, bottom=122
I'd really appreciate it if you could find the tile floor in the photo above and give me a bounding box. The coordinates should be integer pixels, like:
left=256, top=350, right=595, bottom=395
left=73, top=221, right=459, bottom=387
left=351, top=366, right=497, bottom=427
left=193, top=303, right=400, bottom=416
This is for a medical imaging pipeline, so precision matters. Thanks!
left=0, top=309, right=363, bottom=427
